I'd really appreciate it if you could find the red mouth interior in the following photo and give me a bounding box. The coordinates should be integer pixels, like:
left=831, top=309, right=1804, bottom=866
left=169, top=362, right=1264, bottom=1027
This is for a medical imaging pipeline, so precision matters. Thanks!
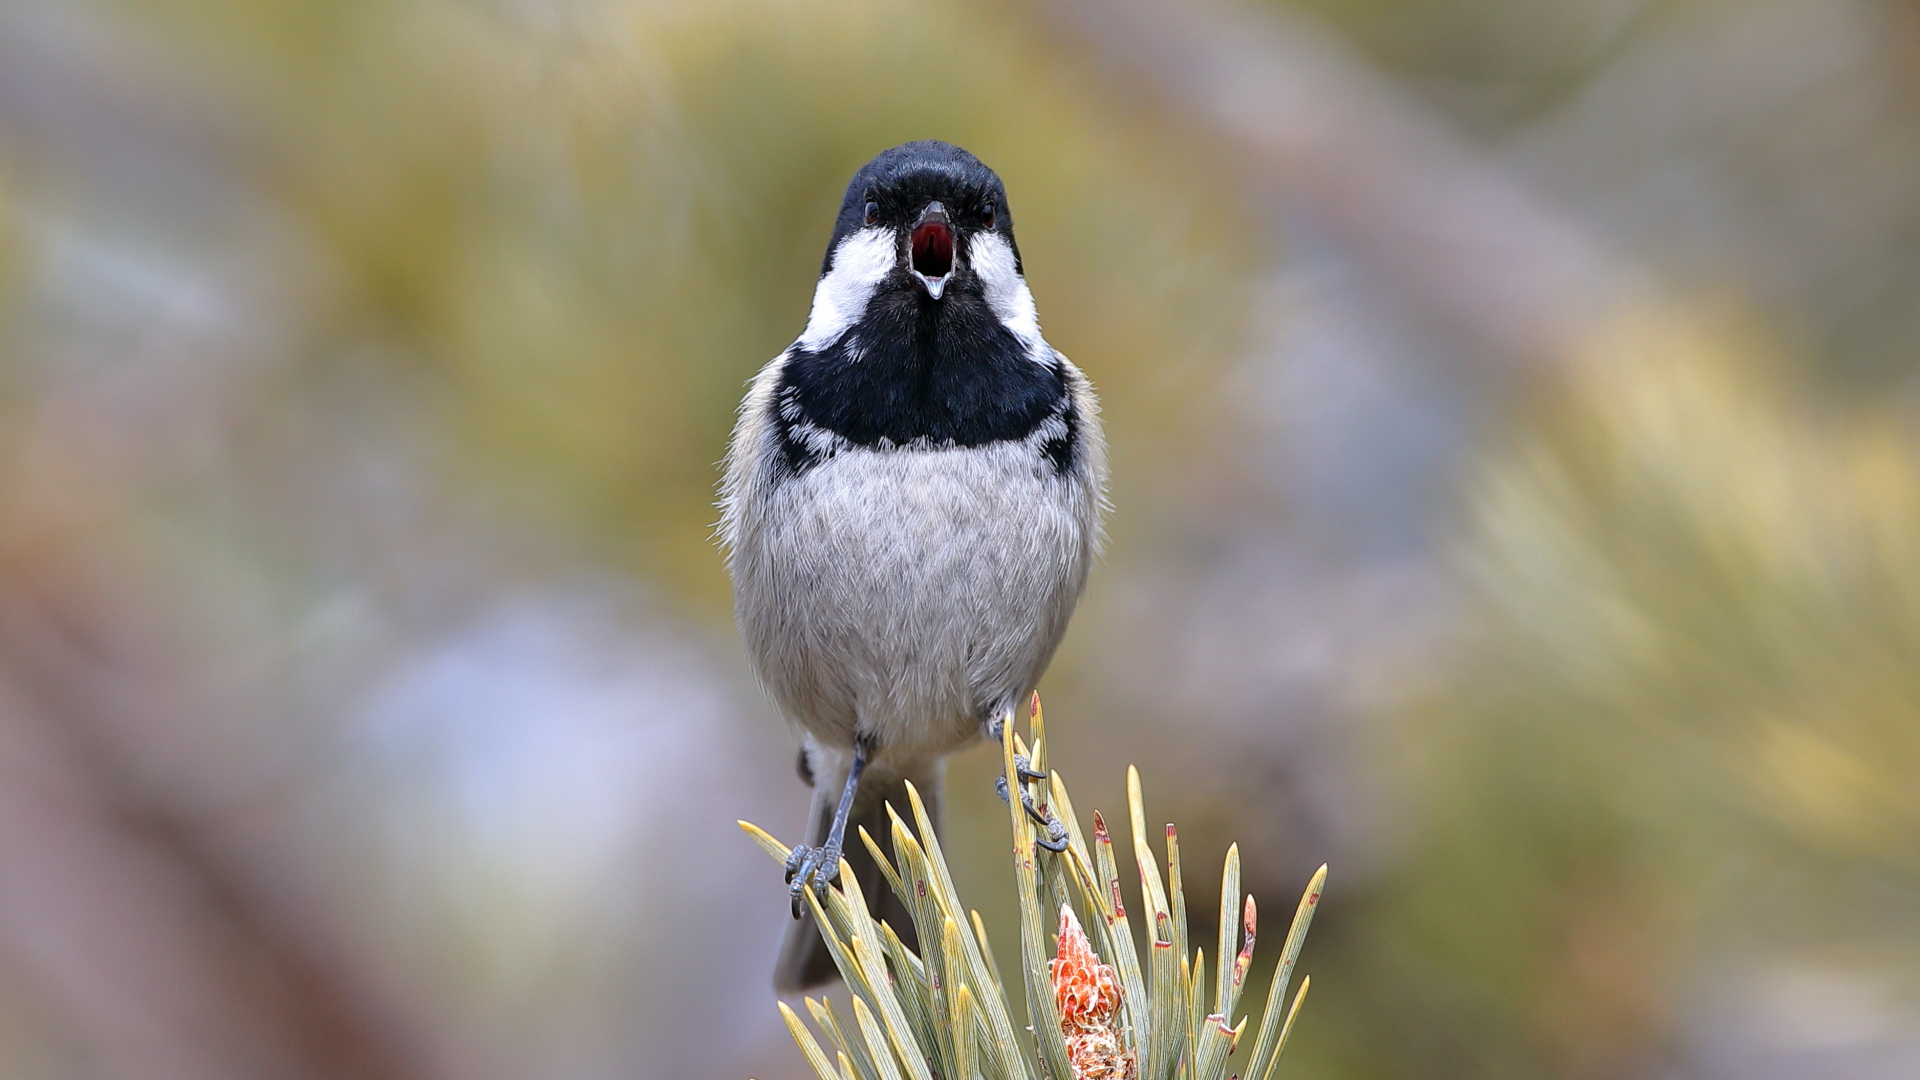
left=911, top=222, right=954, bottom=280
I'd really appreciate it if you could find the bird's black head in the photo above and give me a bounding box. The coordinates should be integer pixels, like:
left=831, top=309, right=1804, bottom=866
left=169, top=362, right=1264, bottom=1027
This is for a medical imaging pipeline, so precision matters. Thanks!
left=820, top=140, right=1021, bottom=298
left=776, top=141, right=1065, bottom=473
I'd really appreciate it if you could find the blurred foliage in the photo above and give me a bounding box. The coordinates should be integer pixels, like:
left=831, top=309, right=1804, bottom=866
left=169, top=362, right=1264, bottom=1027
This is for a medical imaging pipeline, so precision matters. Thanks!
left=1283, top=0, right=1663, bottom=128
left=1298, top=315, right=1920, bottom=1080
left=1289, top=0, right=1920, bottom=390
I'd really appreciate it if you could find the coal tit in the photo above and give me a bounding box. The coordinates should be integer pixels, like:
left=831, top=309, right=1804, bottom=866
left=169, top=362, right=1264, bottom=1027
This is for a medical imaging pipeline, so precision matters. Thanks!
left=720, top=141, right=1106, bottom=990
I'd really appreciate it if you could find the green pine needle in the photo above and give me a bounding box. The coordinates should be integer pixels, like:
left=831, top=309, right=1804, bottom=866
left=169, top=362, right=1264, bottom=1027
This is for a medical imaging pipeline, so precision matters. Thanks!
left=743, top=700, right=1325, bottom=1080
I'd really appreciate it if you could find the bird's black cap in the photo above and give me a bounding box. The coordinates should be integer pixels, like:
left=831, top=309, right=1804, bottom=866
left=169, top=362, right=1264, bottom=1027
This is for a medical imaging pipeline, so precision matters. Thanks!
left=823, top=141, right=1019, bottom=274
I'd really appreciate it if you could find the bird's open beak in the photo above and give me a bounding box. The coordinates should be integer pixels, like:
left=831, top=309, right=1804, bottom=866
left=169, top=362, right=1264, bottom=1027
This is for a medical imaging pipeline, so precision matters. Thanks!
left=909, top=202, right=954, bottom=299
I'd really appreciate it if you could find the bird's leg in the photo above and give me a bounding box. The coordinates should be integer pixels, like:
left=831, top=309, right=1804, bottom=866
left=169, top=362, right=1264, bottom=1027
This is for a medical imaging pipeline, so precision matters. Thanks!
left=785, top=734, right=871, bottom=918
left=985, top=710, right=1070, bottom=853
left=982, top=714, right=1049, bottom=782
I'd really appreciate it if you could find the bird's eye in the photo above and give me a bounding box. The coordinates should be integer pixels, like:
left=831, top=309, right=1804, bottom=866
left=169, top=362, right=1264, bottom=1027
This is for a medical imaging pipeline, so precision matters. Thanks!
left=983, top=202, right=997, bottom=229
left=863, top=201, right=879, bottom=226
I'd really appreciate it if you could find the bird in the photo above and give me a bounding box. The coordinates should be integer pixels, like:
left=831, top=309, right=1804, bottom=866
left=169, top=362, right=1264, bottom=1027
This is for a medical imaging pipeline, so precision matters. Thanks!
left=720, top=140, right=1107, bottom=991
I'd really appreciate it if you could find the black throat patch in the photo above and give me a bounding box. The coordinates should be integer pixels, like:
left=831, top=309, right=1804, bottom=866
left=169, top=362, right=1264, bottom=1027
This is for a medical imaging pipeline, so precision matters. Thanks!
left=773, top=287, right=1070, bottom=476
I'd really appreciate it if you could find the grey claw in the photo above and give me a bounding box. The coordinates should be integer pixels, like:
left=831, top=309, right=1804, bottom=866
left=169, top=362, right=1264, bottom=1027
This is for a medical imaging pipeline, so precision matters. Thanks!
left=815, top=846, right=842, bottom=887
left=1016, top=788, right=1072, bottom=852
left=784, top=842, right=842, bottom=919
left=1035, top=823, right=1071, bottom=853
left=994, top=755, right=1068, bottom=853
left=785, top=845, right=815, bottom=918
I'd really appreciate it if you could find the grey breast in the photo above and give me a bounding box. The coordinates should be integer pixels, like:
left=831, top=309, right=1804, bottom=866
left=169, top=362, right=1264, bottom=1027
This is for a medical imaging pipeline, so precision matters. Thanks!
left=735, top=435, right=1093, bottom=760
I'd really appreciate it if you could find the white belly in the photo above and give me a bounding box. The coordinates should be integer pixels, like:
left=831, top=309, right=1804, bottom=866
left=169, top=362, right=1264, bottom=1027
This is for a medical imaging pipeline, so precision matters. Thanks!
left=731, top=441, right=1094, bottom=762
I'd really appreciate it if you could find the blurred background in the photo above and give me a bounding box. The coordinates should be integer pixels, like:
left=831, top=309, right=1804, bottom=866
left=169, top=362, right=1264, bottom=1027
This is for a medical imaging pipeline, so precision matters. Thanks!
left=2, top=0, right=1918, bottom=1077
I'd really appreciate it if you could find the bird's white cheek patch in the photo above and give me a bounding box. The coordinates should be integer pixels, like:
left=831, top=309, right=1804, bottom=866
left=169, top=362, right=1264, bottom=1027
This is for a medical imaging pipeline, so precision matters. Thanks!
left=968, top=232, right=1042, bottom=352
left=798, top=228, right=896, bottom=351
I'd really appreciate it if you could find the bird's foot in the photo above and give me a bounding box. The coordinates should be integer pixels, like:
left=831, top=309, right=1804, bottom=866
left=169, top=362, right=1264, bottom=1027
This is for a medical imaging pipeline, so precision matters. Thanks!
left=988, top=708, right=1066, bottom=851
left=784, top=841, right=843, bottom=918
left=995, top=772, right=1070, bottom=853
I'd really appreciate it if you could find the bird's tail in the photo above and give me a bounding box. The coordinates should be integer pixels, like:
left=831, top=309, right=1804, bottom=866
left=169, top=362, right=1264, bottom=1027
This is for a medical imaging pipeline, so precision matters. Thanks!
left=774, top=760, right=943, bottom=993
